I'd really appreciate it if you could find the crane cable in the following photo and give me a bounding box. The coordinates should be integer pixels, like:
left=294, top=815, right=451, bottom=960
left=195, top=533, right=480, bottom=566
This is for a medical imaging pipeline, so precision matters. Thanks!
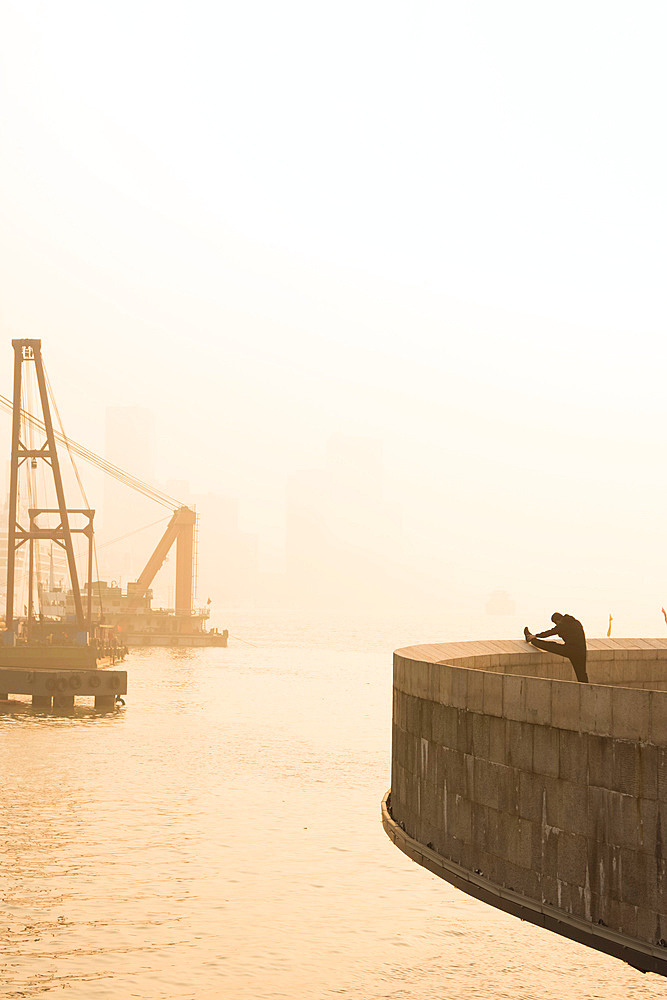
left=0, top=393, right=185, bottom=510
left=44, top=365, right=106, bottom=621
left=96, top=514, right=172, bottom=550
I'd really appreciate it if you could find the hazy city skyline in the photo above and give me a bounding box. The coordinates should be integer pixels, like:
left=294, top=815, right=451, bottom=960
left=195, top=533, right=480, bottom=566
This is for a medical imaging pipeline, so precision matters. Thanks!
left=2, top=2, right=667, bottom=630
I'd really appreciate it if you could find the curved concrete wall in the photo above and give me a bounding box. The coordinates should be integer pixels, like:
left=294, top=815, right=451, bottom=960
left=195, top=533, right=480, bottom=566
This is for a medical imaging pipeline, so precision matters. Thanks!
left=384, top=638, right=667, bottom=975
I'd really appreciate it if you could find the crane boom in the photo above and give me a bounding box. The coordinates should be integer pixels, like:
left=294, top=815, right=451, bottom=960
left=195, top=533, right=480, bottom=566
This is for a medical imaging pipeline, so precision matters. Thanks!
left=129, top=506, right=197, bottom=613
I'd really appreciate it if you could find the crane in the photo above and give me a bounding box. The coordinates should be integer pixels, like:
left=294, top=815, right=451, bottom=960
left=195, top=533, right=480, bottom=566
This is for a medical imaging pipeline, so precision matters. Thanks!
left=0, top=342, right=199, bottom=635
left=127, top=506, right=197, bottom=614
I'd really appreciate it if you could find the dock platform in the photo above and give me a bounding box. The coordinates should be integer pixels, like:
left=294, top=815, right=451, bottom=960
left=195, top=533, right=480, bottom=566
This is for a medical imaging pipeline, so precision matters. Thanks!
left=0, top=645, right=127, bottom=708
left=0, top=664, right=127, bottom=708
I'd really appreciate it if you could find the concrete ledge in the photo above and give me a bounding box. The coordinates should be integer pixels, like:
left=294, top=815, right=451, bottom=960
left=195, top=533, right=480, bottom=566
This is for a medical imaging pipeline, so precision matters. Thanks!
left=393, top=639, right=667, bottom=742
left=382, top=791, right=667, bottom=976
left=387, top=637, right=667, bottom=974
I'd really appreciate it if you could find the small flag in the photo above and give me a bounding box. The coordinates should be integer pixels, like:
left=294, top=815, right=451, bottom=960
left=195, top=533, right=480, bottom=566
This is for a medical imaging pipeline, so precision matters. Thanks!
left=207, top=597, right=212, bottom=605
left=607, top=614, right=613, bottom=638
left=662, top=607, right=667, bottom=626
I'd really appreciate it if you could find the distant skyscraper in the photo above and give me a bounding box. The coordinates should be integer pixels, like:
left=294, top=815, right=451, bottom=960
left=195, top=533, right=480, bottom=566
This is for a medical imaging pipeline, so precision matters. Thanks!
left=325, top=434, right=384, bottom=552
left=326, top=434, right=383, bottom=505
left=286, top=468, right=332, bottom=605
left=102, top=407, right=156, bottom=584
left=188, top=490, right=259, bottom=609
left=105, top=407, right=154, bottom=481
left=285, top=434, right=402, bottom=608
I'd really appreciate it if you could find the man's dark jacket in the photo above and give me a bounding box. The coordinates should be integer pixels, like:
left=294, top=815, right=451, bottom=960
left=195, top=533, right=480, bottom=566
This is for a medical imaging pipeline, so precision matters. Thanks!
left=535, top=614, right=586, bottom=647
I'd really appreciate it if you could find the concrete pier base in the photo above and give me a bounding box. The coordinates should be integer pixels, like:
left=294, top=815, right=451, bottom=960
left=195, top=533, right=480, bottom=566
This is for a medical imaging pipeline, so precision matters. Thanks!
left=0, top=665, right=127, bottom=708
left=94, top=695, right=115, bottom=709
left=52, top=695, right=75, bottom=709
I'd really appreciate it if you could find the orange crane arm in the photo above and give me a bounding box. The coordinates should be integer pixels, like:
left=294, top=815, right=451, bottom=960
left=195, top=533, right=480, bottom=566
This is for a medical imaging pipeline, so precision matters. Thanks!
left=130, top=507, right=196, bottom=605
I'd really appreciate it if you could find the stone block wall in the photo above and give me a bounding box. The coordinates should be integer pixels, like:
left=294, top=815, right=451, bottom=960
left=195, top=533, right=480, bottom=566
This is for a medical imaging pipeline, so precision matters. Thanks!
left=388, top=639, right=667, bottom=965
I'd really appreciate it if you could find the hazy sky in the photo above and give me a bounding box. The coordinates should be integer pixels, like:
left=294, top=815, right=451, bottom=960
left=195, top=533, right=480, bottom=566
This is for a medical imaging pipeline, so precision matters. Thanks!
left=1, top=2, right=667, bottom=622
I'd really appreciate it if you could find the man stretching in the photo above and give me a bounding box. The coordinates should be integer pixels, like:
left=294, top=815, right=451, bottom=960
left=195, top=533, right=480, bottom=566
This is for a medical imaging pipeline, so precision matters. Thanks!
left=524, top=612, right=588, bottom=683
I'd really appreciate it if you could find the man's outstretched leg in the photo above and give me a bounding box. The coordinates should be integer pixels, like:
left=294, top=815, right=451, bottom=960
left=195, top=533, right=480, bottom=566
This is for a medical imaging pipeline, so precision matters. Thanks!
left=529, top=637, right=571, bottom=658
left=525, top=631, right=588, bottom=682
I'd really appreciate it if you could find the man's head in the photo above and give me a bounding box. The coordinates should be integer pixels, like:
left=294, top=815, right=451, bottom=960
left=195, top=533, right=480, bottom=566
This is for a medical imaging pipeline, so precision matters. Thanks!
left=551, top=612, right=564, bottom=623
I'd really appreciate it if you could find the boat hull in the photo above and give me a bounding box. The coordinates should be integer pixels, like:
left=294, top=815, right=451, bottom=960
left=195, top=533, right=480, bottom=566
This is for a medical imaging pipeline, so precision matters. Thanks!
left=126, top=633, right=228, bottom=648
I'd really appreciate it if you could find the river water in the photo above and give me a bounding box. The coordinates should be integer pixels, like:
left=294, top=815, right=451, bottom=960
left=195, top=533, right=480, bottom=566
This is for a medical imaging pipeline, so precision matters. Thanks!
left=1, top=609, right=665, bottom=999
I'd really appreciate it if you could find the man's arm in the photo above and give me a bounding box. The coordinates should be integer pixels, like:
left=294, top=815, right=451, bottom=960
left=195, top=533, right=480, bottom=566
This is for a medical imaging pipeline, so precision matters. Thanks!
left=535, top=626, right=559, bottom=638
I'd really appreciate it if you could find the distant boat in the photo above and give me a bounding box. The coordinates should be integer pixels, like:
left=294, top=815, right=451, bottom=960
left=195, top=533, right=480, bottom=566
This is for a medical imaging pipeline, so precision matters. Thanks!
left=485, top=590, right=515, bottom=615
left=39, top=577, right=229, bottom=648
